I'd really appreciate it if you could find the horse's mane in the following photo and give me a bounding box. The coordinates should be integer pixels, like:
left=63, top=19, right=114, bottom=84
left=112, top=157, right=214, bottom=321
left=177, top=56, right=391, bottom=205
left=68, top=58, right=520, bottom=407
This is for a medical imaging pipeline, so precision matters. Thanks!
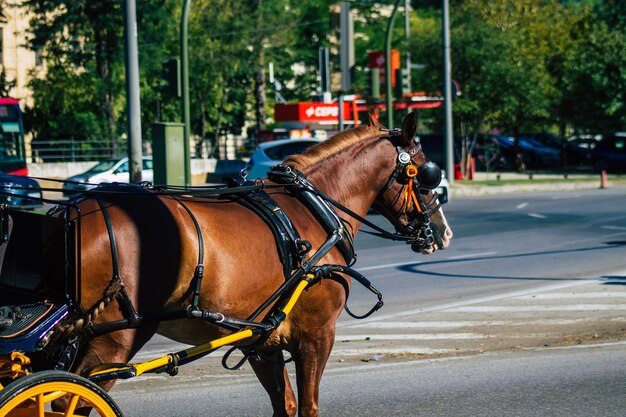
left=285, top=125, right=383, bottom=171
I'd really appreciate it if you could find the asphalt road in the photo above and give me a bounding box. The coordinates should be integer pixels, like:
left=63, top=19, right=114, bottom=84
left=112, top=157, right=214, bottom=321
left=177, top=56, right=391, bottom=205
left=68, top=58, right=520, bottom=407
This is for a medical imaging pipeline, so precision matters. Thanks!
left=112, top=343, right=626, bottom=417
left=109, top=186, right=626, bottom=416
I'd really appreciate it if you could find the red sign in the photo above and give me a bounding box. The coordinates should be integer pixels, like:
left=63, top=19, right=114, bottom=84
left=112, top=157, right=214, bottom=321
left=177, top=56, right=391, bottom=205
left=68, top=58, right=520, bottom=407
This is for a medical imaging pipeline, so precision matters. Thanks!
left=367, top=50, right=400, bottom=86
left=275, top=102, right=353, bottom=123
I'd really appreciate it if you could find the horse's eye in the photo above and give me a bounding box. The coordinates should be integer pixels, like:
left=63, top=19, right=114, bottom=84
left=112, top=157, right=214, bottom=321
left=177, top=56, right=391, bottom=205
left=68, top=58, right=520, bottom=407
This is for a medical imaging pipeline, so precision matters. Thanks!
left=417, top=161, right=442, bottom=190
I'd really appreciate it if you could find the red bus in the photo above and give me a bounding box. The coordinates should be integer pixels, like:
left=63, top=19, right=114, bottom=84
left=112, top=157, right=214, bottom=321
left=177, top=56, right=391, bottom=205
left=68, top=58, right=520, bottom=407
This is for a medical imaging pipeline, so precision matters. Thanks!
left=0, top=97, right=28, bottom=175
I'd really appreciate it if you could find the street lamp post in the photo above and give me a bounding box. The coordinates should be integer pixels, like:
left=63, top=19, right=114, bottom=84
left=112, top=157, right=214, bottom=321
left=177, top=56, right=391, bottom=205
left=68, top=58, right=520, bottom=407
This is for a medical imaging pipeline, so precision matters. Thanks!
left=442, top=0, right=454, bottom=184
left=384, top=0, right=402, bottom=129
left=181, top=0, right=192, bottom=186
left=124, top=0, right=143, bottom=183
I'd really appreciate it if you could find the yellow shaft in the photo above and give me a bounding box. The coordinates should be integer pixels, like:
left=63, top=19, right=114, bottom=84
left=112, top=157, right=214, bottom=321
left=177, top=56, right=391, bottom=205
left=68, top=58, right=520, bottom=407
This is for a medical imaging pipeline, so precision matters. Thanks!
left=87, top=275, right=312, bottom=380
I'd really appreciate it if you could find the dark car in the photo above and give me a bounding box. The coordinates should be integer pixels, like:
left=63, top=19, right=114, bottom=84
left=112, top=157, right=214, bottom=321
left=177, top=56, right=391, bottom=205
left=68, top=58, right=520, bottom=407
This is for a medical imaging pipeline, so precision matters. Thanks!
left=0, top=174, right=43, bottom=207
left=524, top=132, right=598, bottom=166
left=566, top=134, right=601, bottom=165
left=484, top=134, right=560, bottom=169
left=592, top=134, right=626, bottom=172
left=518, top=137, right=561, bottom=167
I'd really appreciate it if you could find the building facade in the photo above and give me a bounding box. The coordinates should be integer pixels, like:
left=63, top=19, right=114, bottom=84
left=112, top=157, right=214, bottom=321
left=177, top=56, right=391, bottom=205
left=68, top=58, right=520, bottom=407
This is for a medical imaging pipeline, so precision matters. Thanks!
left=1, top=1, right=39, bottom=106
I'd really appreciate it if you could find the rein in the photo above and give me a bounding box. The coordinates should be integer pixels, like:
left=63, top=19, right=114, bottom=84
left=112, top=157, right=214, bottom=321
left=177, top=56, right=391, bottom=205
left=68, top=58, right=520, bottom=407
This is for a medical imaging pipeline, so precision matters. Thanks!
left=312, top=185, right=437, bottom=244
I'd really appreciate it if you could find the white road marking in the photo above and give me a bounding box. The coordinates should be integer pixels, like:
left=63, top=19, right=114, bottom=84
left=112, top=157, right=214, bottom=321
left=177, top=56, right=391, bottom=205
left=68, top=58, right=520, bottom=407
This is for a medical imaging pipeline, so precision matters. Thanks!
left=355, top=252, right=498, bottom=271
left=601, top=225, right=626, bottom=231
left=335, top=333, right=482, bottom=341
left=444, top=305, right=626, bottom=313
left=347, top=318, right=594, bottom=329
left=515, top=292, right=626, bottom=299
left=446, top=251, right=497, bottom=260
left=331, top=347, right=454, bottom=356
left=339, top=279, right=597, bottom=327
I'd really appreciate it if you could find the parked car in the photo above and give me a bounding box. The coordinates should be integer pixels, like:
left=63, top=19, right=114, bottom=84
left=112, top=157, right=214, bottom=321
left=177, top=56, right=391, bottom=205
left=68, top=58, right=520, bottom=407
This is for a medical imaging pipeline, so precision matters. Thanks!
left=592, top=134, right=626, bottom=172
left=566, top=134, right=602, bottom=164
left=523, top=132, right=604, bottom=166
left=518, top=137, right=561, bottom=167
left=62, top=157, right=153, bottom=197
left=244, top=138, right=324, bottom=180
left=486, top=134, right=560, bottom=169
left=0, top=173, right=43, bottom=207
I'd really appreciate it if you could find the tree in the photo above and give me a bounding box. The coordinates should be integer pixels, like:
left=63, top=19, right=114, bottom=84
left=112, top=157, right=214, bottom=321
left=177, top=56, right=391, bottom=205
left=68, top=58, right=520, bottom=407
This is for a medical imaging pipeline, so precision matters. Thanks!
left=23, top=0, right=179, bottom=157
left=23, top=0, right=126, bottom=154
left=560, top=0, right=626, bottom=134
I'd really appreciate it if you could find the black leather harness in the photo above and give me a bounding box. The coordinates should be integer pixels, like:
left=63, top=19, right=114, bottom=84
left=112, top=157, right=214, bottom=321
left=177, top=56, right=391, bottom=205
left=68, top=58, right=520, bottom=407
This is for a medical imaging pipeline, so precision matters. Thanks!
left=222, top=177, right=312, bottom=278
left=266, top=165, right=356, bottom=266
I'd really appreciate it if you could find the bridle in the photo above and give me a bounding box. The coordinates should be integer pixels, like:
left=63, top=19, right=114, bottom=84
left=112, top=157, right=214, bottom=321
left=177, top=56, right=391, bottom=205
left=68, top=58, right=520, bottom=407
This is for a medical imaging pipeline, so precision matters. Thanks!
left=309, top=131, right=443, bottom=252
left=379, top=132, right=443, bottom=250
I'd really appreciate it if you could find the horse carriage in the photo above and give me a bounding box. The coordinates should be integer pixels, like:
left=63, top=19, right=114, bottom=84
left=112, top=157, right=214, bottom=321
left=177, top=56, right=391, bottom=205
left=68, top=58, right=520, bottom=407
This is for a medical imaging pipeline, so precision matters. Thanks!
left=0, top=113, right=452, bottom=417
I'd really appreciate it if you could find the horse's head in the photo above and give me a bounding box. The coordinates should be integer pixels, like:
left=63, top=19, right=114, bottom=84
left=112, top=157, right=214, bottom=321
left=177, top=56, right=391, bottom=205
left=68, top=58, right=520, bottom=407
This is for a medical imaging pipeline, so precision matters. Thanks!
left=372, top=113, right=453, bottom=254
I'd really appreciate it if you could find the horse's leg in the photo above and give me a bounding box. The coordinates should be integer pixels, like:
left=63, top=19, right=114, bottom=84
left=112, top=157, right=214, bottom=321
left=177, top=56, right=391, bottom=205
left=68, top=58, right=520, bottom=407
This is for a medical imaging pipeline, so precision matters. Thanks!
left=51, top=324, right=158, bottom=415
left=249, top=351, right=298, bottom=417
left=292, top=331, right=335, bottom=417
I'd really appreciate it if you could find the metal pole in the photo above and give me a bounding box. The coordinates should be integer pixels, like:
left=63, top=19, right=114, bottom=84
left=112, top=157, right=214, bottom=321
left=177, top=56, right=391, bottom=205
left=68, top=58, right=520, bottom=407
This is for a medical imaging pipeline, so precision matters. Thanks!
left=405, top=0, right=411, bottom=93
left=442, top=0, right=454, bottom=184
left=318, top=47, right=324, bottom=94
left=385, top=0, right=402, bottom=129
left=338, top=93, right=344, bottom=130
left=124, top=0, right=143, bottom=183
left=324, top=47, right=330, bottom=93
left=181, top=0, right=192, bottom=186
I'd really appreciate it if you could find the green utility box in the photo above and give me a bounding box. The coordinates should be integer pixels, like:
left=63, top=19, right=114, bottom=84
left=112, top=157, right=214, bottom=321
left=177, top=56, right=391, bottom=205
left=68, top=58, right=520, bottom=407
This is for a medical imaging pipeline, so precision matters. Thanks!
left=152, top=122, right=185, bottom=186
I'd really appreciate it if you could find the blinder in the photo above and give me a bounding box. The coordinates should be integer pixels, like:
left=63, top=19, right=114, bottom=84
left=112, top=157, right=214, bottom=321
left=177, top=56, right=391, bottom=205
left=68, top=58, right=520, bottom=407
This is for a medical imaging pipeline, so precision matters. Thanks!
left=416, top=161, right=442, bottom=191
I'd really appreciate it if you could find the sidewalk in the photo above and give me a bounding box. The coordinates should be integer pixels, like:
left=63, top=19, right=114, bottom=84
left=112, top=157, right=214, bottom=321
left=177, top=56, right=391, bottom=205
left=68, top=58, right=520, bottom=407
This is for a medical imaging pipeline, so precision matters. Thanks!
left=450, top=171, right=626, bottom=197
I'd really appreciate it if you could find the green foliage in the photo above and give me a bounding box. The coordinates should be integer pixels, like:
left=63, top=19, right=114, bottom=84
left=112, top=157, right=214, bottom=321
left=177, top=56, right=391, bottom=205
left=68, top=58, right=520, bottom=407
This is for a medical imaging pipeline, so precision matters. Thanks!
left=28, top=63, right=103, bottom=140
left=407, top=0, right=624, bottom=138
left=559, top=0, right=626, bottom=133
left=19, top=0, right=626, bottom=159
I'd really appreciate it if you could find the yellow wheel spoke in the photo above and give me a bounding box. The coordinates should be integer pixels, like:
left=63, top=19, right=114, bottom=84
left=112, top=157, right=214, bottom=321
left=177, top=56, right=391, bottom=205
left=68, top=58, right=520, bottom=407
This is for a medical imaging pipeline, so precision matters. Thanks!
left=37, top=393, right=45, bottom=417
left=41, top=391, right=66, bottom=403
left=63, top=394, right=80, bottom=417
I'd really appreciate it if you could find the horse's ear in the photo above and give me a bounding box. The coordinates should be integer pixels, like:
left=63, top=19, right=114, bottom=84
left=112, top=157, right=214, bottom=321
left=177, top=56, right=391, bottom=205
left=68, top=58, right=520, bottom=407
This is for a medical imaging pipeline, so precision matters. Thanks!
left=400, top=111, right=418, bottom=146
left=368, top=113, right=381, bottom=128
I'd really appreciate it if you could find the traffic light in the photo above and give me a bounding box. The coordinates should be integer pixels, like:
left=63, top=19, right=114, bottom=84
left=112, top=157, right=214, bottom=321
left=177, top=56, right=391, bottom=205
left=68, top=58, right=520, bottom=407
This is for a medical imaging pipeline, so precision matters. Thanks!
left=162, top=58, right=181, bottom=98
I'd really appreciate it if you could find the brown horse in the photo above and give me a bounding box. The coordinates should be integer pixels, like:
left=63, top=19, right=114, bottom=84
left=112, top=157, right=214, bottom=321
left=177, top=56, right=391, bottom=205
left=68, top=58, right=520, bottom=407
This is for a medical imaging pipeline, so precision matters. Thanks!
left=55, top=112, right=452, bottom=416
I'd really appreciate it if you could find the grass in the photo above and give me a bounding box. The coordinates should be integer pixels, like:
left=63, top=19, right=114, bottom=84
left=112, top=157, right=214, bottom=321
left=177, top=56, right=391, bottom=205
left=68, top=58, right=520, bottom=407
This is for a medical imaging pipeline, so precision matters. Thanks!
left=458, top=177, right=602, bottom=186
left=452, top=172, right=626, bottom=187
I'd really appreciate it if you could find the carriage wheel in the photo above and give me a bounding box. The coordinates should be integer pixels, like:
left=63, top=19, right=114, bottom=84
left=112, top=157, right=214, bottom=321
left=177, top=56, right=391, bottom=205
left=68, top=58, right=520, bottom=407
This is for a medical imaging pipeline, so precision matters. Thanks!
left=0, top=370, right=123, bottom=417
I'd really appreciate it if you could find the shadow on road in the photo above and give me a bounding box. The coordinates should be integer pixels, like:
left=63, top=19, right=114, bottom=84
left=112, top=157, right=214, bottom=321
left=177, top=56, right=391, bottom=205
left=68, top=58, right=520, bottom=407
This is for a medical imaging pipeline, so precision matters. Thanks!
left=396, top=241, right=625, bottom=282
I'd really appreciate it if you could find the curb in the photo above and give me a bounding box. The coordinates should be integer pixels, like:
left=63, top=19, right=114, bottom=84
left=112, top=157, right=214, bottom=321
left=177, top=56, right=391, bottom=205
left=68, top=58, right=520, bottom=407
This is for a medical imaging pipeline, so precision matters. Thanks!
left=450, top=178, right=626, bottom=197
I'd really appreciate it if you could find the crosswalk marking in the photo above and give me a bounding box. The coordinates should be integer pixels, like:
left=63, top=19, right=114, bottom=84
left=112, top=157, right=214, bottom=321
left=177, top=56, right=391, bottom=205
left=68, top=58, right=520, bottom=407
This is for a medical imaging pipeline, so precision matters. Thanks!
left=332, top=347, right=454, bottom=356
left=444, top=305, right=626, bottom=312
left=336, top=333, right=482, bottom=341
left=339, top=279, right=599, bottom=327
left=333, top=280, right=626, bottom=358
left=515, top=292, right=626, bottom=299
left=347, top=318, right=595, bottom=329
